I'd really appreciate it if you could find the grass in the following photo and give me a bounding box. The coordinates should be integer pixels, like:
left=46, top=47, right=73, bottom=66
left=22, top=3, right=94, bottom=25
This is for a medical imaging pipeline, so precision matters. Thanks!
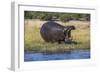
left=24, top=19, right=90, bottom=53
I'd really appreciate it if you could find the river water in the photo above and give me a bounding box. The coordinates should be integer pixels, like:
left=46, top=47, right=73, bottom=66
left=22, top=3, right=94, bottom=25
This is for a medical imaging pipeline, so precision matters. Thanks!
left=24, top=50, right=90, bottom=62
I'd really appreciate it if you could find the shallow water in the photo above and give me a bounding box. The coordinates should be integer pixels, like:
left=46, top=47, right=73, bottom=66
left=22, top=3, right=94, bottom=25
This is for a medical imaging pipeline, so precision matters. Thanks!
left=24, top=50, right=90, bottom=62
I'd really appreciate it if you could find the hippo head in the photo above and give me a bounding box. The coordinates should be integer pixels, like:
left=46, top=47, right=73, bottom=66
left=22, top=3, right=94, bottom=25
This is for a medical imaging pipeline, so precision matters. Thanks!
left=63, top=25, right=75, bottom=43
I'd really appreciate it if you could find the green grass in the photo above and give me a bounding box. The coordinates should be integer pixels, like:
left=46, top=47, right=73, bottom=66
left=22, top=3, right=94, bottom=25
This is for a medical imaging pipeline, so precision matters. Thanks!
left=24, top=19, right=90, bottom=53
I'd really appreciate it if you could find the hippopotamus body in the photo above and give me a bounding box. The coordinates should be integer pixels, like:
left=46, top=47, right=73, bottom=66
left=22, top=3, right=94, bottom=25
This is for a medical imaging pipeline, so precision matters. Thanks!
left=40, top=21, right=75, bottom=43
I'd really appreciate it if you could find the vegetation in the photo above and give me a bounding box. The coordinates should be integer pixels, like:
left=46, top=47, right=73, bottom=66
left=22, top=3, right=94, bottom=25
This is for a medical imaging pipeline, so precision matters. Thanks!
left=24, top=11, right=90, bottom=22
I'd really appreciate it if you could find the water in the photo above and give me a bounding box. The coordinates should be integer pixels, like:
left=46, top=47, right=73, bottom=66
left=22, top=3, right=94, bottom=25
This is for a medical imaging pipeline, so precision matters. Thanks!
left=24, top=50, right=90, bottom=62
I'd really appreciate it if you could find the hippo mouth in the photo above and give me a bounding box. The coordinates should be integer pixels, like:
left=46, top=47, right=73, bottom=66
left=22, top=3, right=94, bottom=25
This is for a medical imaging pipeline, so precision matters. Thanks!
left=64, top=26, right=75, bottom=43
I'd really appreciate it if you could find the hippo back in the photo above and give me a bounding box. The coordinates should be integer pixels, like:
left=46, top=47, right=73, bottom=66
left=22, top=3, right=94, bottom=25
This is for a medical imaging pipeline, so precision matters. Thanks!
left=40, top=21, right=65, bottom=42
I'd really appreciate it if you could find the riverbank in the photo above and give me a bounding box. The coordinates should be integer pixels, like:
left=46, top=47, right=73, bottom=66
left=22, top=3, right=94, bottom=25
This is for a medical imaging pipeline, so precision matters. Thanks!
left=24, top=48, right=90, bottom=54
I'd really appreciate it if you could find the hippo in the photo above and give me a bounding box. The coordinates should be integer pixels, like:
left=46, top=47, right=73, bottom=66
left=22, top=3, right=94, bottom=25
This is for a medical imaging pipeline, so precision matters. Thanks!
left=40, top=21, right=75, bottom=44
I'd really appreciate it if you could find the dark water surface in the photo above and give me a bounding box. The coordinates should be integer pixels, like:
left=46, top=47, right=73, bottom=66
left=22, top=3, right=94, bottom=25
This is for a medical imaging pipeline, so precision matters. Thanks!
left=24, top=50, right=90, bottom=62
